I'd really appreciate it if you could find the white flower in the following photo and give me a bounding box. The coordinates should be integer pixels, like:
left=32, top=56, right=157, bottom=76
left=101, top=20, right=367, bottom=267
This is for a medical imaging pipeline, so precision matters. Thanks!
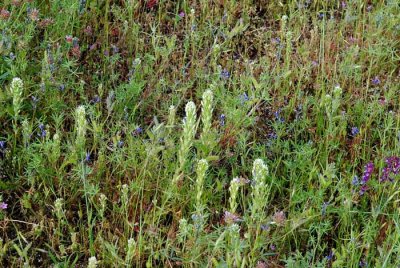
left=88, top=256, right=98, bottom=268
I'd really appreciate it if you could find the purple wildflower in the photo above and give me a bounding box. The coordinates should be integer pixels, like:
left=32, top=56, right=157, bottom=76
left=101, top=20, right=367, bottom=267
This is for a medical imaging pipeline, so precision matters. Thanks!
left=38, top=124, right=46, bottom=138
left=111, top=44, right=119, bottom=54
left=31, top=96, right=39, bottom=108
left=89, top=43, right=97, bottom=51
left=220, top=69, right=230, bottom=80
left=270, top=244, right=276, bottom=251
left=274, top=109, right=284, bottom=123
left=351, top=127, right=359, bottom=136
left=371, top=76, right=380, bottom=86
left=367, top=5, right=372, bottom=12
left=219, top=114, right=226, bottom=126
left=90, top=95, right=100, bottom=105
left=179, top=11, right=185, bottom=18
left=359, top=184, right=368, bottom=196
left=261, top=223, right=270, bottom=231
left=359, top=259, right=367, bottom=267
left=268, top=132, right=277, bottom=140
left=341, top=1, right=346, bottom=8
left=0, top=202, right=7, bottom=210
left=380, top=156, right=400, bottom=182
left=357, top=162, right=374, bottom=195
left=239, top=93, right=249, bottom=104
left=361, top=162, right=374, bottom=184
left=0, top=141, right=5, bottom=150
left=132, top=126, right=143, bottom=136
left=85, top=152, right=91, bottom=162
left=326, top=250, right=334, bottom=261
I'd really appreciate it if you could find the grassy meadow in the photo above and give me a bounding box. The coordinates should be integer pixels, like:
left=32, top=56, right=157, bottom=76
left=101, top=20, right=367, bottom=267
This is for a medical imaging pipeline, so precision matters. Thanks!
left=0, top=0, right=400, bottom=267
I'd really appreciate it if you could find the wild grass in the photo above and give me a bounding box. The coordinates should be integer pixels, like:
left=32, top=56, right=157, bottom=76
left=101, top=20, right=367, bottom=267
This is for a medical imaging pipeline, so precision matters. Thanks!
left=0, top=0, right=400, bottom=267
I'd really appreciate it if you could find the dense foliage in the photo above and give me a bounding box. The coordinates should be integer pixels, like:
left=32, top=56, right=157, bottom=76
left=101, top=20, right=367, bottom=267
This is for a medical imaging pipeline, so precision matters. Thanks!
left=0, top=0, right=399, bottom=267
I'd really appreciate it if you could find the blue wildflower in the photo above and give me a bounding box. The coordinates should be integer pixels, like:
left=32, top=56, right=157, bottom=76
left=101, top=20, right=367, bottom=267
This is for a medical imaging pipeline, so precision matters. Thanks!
left=268, top=132, right=277, bottom=140
left=90, top=95, right=100, bottom=105
left=239, top=93, right=249, bottom=105
left=0, top=141, right=6, bottom=150
left=361, top=162, right=374, bottom=184
left=380, top=156, right=400, bottom=182
left=31, top=96, right=39, bottom=109
left=326, top=250, right=334, bottom=261
left=111, top=44, right=119, bottom=54
left=38, top=124, right=46, bottom=138
left=351, top=127, right=359, bottom=136
left=352, top=175, right=359, bottom=186
left=219, top=114, right=226, bottom=126
left=359, top=259, right=367, bottom=267
left=132, top=126, right=143, bottom=136
left=85, top=152, right=91, bottom=162
left=261, top=223, right=270, bottom=231
left=220, top=69, right=230, bottom=80
left=371, top=76, right=380, bottom=86
left=274, top=109, right=284, bottom=123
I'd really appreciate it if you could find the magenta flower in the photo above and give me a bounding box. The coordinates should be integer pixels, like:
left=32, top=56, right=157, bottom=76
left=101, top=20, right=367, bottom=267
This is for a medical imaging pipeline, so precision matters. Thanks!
left=0, top=202, right=7, bottom=210
left=361, top=162, right=374, bottom=184
left=380, top=156, right=400, bottom=182
left=359, top=162, right=374, bottom=195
